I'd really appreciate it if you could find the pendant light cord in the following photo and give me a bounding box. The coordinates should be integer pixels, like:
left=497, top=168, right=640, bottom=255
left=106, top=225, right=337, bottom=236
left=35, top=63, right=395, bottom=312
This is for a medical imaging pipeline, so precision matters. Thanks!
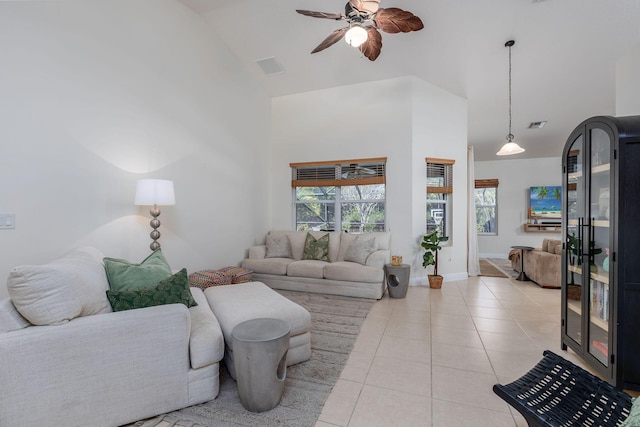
left=508, top=43, right=512, bottom=140
left=506, top=40, right=515, bottom=142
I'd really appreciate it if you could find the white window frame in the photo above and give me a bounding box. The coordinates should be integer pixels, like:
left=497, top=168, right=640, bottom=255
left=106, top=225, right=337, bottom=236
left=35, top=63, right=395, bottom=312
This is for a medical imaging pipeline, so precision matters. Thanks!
left=475, top=179, right=499, bottom=236
left=291, top=158, right=387, bottom=232
left=426, top=158, right=454, bottom=240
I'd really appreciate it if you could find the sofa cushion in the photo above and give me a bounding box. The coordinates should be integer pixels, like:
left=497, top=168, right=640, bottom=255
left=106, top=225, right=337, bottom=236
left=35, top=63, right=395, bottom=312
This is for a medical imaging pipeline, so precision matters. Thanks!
left=0, top=298, right=30, bottom=333
left=323, top=261, right=384, bottom=283
left=7, top=247, right=112, bottom=326
left=106, top=269, right=197, bottom=312
left=187, top=287, right=225, bottom=369
left=241, top=257, right=294, bottom=275
left=302, top=232, right=330, bottom=261
left=103, top=249, right=173, bottom=291
left=548, top=239, right=562, bottom=254
left=287, top=260, right=328, bottom=279
left=344, top=236, right=377, bottom=265
left=265, top=233, right=292, bottom=258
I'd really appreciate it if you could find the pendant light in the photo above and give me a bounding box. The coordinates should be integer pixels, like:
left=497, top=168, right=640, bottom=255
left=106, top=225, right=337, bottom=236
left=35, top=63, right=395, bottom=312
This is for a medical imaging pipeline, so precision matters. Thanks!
left=496, top=40, right=525, bottom=156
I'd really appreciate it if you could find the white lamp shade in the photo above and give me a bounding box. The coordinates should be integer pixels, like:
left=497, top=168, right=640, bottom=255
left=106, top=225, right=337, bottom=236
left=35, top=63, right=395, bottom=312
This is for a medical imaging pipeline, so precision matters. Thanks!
left=135, top=179, right=175, bottom=206
left=496, top=141, right=525, bottom=156
left=344, top=26, right=368, bottom=48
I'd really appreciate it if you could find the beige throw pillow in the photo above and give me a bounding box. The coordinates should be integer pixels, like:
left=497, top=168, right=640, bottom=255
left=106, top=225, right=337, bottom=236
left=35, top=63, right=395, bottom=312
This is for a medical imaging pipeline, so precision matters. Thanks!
left=266, top=233, right=292, bottom=258
left=344, top=236, right=377, bottom=265
left=7, top=247, right=112, bottom=326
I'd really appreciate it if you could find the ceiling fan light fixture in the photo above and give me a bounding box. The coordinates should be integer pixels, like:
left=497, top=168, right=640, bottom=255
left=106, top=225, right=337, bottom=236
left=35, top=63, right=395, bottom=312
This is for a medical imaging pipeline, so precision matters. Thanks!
left=344, top=25, right=368, bottom=47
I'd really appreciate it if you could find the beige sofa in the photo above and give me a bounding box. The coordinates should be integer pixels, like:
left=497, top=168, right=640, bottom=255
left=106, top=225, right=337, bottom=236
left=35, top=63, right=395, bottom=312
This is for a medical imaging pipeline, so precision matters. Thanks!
left=0, top=247, right=225, bottom=427
left=241, top=230, right=391, bottom=299
left=510, top=238, right=561, bottom=288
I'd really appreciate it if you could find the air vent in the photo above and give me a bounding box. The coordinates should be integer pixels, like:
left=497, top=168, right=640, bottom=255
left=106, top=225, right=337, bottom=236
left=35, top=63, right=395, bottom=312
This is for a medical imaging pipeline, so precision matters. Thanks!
left=529, top=121, right=547, bottom=129
left=256, top=57, right=285, bottom=76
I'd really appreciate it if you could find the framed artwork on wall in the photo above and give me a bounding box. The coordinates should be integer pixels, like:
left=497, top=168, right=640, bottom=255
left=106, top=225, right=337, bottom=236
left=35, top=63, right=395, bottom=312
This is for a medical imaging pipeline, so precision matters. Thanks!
left=529, top=186, right=562, bottom=221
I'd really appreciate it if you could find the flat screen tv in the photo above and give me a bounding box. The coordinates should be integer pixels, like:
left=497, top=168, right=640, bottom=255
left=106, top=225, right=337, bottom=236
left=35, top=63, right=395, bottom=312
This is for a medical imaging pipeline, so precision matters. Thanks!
left=529, top=186, right=562, bottom=220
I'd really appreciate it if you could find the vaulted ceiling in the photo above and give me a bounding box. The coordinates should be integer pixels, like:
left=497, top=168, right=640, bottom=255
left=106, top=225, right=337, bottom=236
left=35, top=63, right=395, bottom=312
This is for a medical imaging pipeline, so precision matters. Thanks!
left=177, top=0, right=640, bottom=160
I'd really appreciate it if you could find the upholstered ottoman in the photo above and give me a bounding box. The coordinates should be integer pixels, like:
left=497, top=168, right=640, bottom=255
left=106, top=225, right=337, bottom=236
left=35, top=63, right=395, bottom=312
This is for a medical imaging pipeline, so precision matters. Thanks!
left=204, top=281, right=311, bottom=379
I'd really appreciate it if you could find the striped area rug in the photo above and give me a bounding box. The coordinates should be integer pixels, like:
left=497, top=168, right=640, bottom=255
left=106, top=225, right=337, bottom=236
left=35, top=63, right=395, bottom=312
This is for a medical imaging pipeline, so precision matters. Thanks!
left=479, top=259, right=508, bottom=278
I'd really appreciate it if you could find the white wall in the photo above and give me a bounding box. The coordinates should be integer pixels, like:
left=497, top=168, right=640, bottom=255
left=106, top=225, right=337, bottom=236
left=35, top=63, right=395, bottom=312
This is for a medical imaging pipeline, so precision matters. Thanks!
left=475, top=157, right=562, bottom=258
left=0, top=0, right=271, bottom=299
left=271, top=77, right=468, bottom=284
left=411, top=80, right=469, bottom=283
left=616, top=45, right=640, bottom=116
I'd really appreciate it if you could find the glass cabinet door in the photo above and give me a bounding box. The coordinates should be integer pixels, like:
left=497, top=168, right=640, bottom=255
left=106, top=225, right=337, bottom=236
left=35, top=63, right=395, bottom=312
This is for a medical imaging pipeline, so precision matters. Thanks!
left=587, top=126, right=612, bottom=366
left=565, top=134, right=584, bottom=346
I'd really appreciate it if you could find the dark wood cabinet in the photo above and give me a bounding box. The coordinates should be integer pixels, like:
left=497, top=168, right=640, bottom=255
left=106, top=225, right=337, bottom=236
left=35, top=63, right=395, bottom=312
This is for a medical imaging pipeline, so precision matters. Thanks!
left=561, top=115, right=640, bottom=390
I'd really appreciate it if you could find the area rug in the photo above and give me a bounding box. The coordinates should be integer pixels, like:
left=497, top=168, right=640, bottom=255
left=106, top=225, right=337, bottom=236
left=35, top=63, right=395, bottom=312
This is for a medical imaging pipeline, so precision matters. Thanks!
left=479, top=259, right=508, bottom=278
left=487, top=258, right=519, bottom=279
left=132, top=290, right=376, bottom=427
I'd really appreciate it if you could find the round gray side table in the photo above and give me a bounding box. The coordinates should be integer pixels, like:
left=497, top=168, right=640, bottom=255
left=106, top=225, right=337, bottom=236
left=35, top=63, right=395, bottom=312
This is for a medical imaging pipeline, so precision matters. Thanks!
left=384, top=264, right=410, bottom=298
left=231, top=318, right=290, bottom=412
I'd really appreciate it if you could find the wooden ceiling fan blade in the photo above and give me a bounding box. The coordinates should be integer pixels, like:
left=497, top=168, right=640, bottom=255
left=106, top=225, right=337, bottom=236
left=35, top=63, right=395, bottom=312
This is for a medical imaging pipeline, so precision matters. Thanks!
left=374, top=7, right=424, bottom=34
left=348, top=0, right=380, bottom=14
left=358, top=27, right=382, bottom=61
left=296, top=9, right=344, bottom=20
left=311, top=27, right=350, bottom=54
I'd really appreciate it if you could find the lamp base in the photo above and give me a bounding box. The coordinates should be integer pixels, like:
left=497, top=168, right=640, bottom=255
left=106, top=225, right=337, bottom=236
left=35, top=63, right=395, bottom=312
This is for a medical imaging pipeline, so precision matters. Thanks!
left=149, top=205, right=162, bottom=251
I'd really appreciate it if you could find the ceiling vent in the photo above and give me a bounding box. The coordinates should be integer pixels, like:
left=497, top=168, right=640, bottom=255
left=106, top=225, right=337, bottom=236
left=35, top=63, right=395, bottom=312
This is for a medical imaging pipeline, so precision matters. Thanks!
left=529, top=121, right=547, bottom=129
left=256, top=57, right=285, bottom=76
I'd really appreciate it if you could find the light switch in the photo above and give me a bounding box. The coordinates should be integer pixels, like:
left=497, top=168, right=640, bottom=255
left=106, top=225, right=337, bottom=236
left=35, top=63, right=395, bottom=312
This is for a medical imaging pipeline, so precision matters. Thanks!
left=0, top=214, right=15, bottom=229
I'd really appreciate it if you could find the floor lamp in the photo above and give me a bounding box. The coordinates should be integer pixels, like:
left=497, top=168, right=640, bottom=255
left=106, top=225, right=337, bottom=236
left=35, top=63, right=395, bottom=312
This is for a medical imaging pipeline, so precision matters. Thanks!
left=135, top=179, right=175, bottom=251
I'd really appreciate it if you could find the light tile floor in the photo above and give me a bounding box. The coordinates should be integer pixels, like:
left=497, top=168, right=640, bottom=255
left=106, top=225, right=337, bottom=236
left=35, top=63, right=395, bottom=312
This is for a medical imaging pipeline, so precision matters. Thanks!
left=315, top=274, right=593, bottom=427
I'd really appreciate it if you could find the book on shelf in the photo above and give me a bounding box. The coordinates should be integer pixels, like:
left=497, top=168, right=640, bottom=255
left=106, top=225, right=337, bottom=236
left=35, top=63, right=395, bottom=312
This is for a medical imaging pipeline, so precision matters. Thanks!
left=590, top=279, right=609, bottom=323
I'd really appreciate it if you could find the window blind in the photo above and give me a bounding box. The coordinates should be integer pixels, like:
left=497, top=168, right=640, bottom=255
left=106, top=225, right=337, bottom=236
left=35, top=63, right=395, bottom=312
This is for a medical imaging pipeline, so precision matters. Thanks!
left=426, top=158, right=454, bottom=194
left=291, top=157, right=387, bottom=187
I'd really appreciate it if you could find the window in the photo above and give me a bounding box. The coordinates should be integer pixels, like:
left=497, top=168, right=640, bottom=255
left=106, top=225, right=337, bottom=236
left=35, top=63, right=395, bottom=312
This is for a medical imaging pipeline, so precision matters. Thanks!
left=475, top=179, right=498, bottom=235
left=292, top=158, right=386, bottom=232
left=426, top=158, right=454, bottom=238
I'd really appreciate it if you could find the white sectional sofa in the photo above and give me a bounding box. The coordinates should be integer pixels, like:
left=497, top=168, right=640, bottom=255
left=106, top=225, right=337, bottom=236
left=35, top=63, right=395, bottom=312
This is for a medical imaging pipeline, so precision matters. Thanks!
left=241, top=230, right=391, bottom=299
left=0, top=247, right=225, bottom=427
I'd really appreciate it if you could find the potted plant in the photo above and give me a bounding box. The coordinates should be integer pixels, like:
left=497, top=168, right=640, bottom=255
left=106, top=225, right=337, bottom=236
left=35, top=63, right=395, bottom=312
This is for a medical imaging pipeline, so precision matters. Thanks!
left=421, top=231, right=449, bottom=289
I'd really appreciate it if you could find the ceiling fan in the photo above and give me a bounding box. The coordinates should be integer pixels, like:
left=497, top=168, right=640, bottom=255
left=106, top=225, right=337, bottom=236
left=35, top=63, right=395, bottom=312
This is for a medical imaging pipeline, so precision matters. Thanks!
left=296, top=0, right=424, bottom=61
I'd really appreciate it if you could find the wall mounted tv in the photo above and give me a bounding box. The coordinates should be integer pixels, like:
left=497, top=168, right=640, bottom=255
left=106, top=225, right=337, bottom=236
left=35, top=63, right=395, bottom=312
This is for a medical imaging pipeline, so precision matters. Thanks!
left=529, top=186, right=562, bottom=221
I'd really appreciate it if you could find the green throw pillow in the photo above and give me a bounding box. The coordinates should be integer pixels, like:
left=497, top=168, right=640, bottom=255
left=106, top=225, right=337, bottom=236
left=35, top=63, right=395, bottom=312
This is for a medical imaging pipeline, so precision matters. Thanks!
left=106, top=268, right=197, bottom=312
left=620, top=398, right=640, bottom=427
left=104, top=249, right=172, bottom=291
left=302, top=233, right=330, bottom=261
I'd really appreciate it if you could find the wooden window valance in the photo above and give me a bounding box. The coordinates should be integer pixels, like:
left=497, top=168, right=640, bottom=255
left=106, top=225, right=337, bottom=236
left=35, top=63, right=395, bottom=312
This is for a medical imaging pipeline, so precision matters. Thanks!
left=475, top=179, right=499, bottom=189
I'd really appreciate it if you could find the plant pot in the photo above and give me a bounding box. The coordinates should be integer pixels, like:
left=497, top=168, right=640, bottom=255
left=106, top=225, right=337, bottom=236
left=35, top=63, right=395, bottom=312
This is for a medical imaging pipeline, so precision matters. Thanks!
left=428, top=275, right=443, bottom=289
